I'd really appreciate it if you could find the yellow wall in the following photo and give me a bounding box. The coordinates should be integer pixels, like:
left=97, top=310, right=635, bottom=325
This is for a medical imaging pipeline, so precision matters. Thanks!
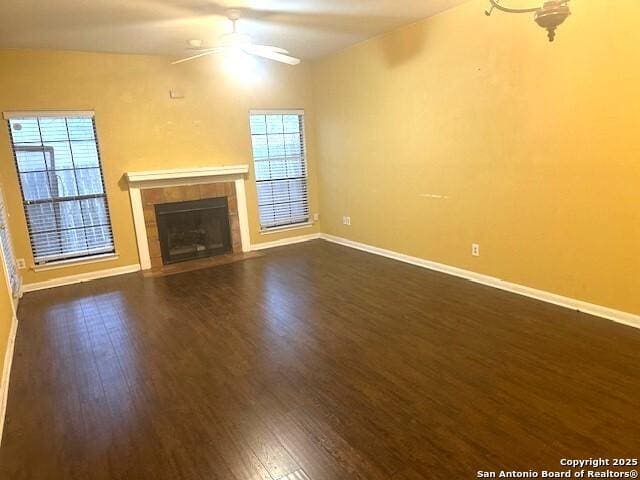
left=312, top=0, right=640, bottom=315
left=0, top=48, right=321, bottom=285
left=0, top=0, right=638, bottom=317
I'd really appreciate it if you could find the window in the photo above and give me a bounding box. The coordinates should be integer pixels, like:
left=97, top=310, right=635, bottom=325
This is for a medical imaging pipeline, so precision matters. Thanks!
left=0, top=187, right=20, bottom=296
left=5, top=112, right=115, bottom=265
left=249, top=110, right=310, bottom=230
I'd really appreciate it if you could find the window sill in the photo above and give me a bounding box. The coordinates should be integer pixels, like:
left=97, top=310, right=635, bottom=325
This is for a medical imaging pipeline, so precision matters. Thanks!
left=259, top=222, right=314, bottom=236
left=33, top=253, right=119, bottom=272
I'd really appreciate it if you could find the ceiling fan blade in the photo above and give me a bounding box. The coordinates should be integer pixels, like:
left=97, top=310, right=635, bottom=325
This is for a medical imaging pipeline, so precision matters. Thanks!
left=248, top=44, right=289, bottom=55
left=244, top=48, right=300, bottom=66
left=171, top=48, right=224, bottom=65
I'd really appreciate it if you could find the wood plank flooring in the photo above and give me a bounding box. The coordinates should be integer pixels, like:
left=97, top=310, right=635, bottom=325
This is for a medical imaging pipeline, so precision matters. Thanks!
left=1, top=240, right=639, bottom=479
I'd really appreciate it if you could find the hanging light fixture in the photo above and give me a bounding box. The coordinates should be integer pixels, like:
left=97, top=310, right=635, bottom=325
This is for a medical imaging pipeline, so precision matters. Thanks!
left=485, top=0, right=571, bottom=42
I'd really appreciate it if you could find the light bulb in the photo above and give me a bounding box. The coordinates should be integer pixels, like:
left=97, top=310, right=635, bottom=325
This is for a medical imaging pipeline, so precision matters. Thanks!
left=221, top=49, right=258, bottom=78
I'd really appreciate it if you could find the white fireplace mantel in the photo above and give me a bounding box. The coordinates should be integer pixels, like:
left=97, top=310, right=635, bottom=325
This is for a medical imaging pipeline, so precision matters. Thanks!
left=125, top=165, right=251, bottom=270
left=125, top=165, right=249, bottom=185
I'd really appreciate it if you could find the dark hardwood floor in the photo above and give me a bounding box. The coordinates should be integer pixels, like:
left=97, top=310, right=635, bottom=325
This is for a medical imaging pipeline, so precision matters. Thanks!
left=1, top=240, right=638, bottom=479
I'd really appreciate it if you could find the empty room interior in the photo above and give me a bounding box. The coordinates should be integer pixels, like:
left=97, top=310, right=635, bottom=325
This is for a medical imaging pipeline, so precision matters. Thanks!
left=0, top=0, right=638, bottom=478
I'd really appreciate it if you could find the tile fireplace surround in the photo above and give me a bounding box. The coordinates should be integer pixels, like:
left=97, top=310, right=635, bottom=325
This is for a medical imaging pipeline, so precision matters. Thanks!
left=125, top=166, right=251, bottom=271
left=141, top=183, right=241, bottom=270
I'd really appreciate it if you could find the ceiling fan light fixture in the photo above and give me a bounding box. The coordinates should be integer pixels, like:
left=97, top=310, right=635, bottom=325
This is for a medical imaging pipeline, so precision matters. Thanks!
left=219, top=31, right=252, bottom=48
left=221, top=49, right=258, bottom=79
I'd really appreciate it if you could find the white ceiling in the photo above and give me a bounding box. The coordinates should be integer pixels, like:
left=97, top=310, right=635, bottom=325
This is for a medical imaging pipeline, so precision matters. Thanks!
left=0, top=0, right=467, bottom=60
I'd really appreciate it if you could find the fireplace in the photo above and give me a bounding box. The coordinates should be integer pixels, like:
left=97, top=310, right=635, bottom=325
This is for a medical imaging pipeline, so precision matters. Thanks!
left=133, top=177, right=245, bottom=272
left=155, top=197, right=232, bottom=265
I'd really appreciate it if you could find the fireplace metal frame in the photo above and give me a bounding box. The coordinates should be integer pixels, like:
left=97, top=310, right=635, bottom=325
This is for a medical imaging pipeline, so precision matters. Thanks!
left=155, top=197, right=232, bottom=265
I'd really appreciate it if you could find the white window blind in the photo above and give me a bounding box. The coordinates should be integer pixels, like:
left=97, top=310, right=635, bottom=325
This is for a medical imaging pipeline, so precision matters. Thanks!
left=0, top=188, right=19, bottom=296
left=249, top=111, right=310, bottom=230
left=6, top=113, right=115, bottom=265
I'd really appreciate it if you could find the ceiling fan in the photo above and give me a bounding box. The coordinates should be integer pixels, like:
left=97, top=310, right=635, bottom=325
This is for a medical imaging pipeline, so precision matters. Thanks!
left=171, top=10, right=300, bottom=66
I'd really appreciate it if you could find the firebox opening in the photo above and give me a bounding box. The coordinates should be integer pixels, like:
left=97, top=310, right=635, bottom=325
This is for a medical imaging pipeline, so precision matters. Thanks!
left=155, top=197, right=232, bottom=265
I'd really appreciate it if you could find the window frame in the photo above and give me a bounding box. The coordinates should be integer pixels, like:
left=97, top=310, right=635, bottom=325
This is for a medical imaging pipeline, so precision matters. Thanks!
left=4, top=110, right=116, bottom=267
left=0, top=186, right=20, bottom=297
left=249, top=109, right=312, bottom=233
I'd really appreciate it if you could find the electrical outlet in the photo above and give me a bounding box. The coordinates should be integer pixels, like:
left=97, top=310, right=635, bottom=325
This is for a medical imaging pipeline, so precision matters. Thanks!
left=471, top=244, right=480, bottom=257
left=16, top=258, right=26, bottom=269
left=313, top=213, right=319, bottom=222
left=342, top=216, right=351, bottom=226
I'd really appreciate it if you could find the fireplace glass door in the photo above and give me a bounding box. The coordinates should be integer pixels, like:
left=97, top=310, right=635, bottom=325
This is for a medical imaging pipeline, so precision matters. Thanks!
left=155, top=197, right=231, bottom=265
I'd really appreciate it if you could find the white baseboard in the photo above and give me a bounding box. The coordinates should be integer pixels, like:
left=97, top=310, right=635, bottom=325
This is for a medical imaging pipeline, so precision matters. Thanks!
left=0, top=313, right=17, bottom=446
left=321, top=234, right=640, bottom=330
left=21, top=264, right=141, bottom=293
left=16, top=233, right=639, bottom=330
left=250, top=233, right=322, bottom=251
